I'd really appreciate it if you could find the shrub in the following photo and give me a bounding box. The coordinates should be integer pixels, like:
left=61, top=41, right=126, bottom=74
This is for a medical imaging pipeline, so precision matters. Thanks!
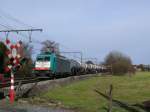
left=104, top=51, right=133, bottom=75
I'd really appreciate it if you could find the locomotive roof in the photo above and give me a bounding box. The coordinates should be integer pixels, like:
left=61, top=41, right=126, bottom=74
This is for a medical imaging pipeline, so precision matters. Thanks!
left=37, top=52, right=68, bottom=60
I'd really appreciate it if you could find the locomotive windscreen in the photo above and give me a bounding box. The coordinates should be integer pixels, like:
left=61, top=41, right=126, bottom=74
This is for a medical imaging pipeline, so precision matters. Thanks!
left=37, top=56, right=50, bottom=61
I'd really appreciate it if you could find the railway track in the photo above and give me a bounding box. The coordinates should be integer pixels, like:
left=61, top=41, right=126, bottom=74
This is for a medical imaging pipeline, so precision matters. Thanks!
left=0, top=76, right=51, bottom=88
left=0, top=73, right=100, bottom=89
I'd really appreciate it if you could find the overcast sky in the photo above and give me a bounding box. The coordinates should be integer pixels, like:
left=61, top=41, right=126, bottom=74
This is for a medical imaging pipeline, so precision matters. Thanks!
left=0, top=0, right=150, bottom=64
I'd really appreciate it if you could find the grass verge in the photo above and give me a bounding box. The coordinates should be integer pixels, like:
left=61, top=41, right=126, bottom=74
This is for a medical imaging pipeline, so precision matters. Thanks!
left=36, top=72, right=150, bottom=112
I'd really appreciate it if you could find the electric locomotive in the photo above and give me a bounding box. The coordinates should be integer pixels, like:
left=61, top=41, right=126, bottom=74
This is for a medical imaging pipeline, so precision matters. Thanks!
left=33, top=52, right=74, bottom=77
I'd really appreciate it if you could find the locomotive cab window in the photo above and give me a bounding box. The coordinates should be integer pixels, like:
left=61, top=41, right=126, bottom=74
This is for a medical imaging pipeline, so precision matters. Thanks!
left=45, top=57, right=50, bottom=61
left=37, top=57, right=43, bottom=61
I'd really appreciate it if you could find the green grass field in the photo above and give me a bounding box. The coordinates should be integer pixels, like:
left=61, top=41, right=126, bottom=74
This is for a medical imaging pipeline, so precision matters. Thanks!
left=40, top=72, right=150, bottom=112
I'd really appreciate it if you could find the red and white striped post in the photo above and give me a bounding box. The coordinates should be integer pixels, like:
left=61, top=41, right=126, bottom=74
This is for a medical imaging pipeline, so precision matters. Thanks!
left=4, top=38, right=22, bottom=104
left=9, top=71, right=15, bottom=103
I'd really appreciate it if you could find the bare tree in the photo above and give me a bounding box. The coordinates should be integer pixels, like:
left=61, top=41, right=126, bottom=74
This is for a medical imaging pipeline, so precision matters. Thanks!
left=17, top=42, right=33, bottom=59
left=41, top=40, right=60, bottom=54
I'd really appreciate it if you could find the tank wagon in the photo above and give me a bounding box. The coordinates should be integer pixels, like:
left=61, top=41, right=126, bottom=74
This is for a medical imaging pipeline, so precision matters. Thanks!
left=33, top=51, right=108, bottom=78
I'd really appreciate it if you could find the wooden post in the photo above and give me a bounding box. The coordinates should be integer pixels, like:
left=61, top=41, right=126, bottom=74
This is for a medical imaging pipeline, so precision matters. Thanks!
left=108, top=84, right=113, bottom=112
left=111, top=65, right=113, bottom=75
left=16, top=81, right=22, bottom=98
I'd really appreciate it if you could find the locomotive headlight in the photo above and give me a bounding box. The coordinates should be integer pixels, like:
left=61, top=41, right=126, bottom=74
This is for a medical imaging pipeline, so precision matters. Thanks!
left=43, top=62, right=51, bottom=68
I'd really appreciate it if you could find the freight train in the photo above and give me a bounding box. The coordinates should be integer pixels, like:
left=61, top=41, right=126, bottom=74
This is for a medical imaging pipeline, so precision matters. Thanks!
left=32, top=52, right=107, bottom=78
left=0, top=48, right=108, bottom=79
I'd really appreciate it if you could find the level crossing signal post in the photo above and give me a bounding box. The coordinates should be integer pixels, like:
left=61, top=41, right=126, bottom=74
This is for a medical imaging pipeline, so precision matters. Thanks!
left=0, top=28, right=42, bottom=103
left=5, top=38, right=22, bottom=103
